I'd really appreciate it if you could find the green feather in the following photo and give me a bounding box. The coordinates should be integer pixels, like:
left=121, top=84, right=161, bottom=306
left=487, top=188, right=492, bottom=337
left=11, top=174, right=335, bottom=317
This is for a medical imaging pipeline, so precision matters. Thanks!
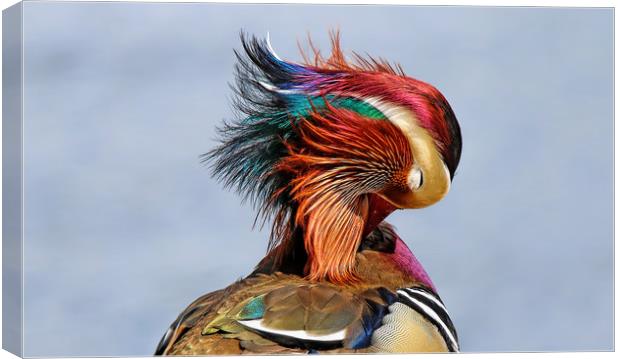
left=285, top=95, right=386, bottom=120
left=236, top=296, right=266, bottom=321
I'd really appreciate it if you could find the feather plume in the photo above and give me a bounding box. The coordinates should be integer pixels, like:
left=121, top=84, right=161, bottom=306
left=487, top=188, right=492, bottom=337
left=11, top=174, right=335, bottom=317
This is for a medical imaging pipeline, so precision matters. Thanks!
left=203, top=31, right=460, bottom=283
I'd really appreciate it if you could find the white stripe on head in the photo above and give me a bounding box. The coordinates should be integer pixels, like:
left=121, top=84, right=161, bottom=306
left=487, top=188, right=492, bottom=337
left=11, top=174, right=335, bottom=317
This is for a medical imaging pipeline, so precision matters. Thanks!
left=359, top=96, right=452, bottom=207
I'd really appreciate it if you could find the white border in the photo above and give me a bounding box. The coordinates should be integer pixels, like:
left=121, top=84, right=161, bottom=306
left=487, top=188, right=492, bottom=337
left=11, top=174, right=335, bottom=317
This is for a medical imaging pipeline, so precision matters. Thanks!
left=0, top=0, right=616, bottom=6
left=0, top=1, right=615, bottom=359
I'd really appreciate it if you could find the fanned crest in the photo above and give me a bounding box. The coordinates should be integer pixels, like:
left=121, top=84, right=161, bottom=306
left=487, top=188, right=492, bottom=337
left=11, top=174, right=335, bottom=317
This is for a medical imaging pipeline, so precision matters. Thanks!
left=205, top=32, right=397, bottom=212
left=204, top=32, right=459, bottom=283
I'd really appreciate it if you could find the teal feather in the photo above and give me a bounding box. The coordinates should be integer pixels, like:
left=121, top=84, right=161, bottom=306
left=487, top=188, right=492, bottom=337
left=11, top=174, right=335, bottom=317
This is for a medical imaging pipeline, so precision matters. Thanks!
left=237, top=296, right=266, bottom=321
left=284, top=94, right=386, bottom=120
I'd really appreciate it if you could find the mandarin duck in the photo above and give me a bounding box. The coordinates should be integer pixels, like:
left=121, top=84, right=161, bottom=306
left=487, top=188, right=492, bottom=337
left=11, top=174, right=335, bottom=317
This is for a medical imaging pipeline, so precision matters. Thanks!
left=155, top=32, right=462, bottom=355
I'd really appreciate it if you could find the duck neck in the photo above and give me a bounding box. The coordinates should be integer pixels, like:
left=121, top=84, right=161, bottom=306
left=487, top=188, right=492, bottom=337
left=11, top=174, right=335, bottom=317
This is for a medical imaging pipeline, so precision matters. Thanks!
left=391, top=236, right=436, bottom=292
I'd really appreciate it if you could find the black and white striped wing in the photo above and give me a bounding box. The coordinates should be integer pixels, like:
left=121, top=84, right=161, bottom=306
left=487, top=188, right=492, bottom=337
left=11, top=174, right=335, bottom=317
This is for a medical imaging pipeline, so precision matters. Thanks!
left=370, top=286, right=459, bottom=353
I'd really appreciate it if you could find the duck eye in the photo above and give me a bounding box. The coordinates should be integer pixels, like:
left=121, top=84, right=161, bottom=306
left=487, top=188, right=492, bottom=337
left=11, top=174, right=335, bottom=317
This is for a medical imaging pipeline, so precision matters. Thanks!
left=408, top=168, right=423, bottom=190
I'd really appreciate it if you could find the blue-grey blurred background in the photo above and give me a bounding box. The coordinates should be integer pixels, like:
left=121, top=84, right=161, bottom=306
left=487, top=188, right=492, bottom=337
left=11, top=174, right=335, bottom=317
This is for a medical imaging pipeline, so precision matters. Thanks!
left=19, top=2, right=613, bottom=356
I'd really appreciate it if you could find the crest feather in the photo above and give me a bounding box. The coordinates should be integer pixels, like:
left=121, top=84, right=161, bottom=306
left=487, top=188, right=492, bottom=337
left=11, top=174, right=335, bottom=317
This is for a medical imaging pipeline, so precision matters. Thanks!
left=203, top=32, right=414, bottom=279
left=203, top=32, right=398, bottom=229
